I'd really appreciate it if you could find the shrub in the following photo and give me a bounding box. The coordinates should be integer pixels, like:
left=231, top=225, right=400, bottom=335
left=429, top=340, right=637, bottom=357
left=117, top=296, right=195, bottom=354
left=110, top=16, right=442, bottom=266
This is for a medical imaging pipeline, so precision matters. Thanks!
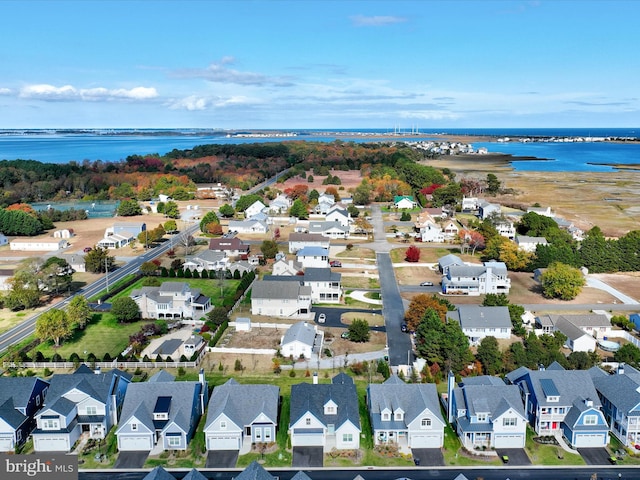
left=289, top=369, right=296, bottom=378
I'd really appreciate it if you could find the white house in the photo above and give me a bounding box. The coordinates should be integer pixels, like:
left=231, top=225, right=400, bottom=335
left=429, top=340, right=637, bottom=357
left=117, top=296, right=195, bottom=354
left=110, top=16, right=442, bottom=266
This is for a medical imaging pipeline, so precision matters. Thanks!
left=495, top=221, right=516, bottom=240
left=325, top=207, right=350, bottom=227
left=442, top=220, right=460, bottom=239
left=251, top=281, right=312, bottom=319
left=394, top=196, right=417, bottom=210
left=269, top=194, right=291, bottom=214
left=515, top=235, right=549, bottom=253
left=420, top=223, right=445, bottom=243
left=527, top=206, right=554, bottom=217
left=308, top=221, right=349, bottom=239
left=296, top=247, right=329, bottom=269
left=461, top=197, right=479, bottom=212
left=442, top=261, right=511, bottom=296
left=289, top=373, right=361, bottom=450
left=272, top=258, right=303, bottom=276
left=263, top=268, right=342, bottom=304
left=183, top=250, right=229, bottom=272
left=535, top=314, right=611, bottom=352
left=228, top=219, right=269, bottom=234
left=244, top=200, right=267, bottom=219
left=130, top=282, right=212, bottom=319
left=281, top=321, right=324, bottom=359
left=446, top=305, right=512, bottom=345
left=288, top=233, right=330, bottom=253
left=10, top=238, right=68, bottom=251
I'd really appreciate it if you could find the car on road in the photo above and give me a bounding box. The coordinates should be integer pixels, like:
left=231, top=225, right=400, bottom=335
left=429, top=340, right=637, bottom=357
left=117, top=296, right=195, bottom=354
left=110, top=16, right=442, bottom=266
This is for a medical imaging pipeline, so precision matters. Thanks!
left=401, top=323, right=408, bottom=332
left=329, top=260, right=342, bottom=267
left=317, top=313, right=326, bottom=323
left=420, top=281, right=434, bottom=286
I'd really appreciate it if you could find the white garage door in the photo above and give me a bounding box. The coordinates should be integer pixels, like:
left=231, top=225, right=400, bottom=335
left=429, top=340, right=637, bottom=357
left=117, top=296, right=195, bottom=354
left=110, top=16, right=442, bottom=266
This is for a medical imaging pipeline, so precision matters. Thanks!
left=575, top=434, right=605, bottom=448
left=34, top=437, right=68, bottom=452
left=208, top=436, right=240, bottom=450
left=292, top=434, right=324, bottom=447
left=119, top=435, right=152, bottom=451
left=494, top=434, right=525, bottom=448
left=410, top=434, right=441, bottom=448
left=0, top=436, right=14, bottom=451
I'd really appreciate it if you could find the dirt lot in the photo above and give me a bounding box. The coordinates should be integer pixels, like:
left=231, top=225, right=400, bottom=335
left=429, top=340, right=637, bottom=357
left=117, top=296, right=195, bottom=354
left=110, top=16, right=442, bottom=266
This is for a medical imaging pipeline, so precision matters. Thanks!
left=394, top=266, right=438, bottom=285
left=280, top=170, right=363, bottom=194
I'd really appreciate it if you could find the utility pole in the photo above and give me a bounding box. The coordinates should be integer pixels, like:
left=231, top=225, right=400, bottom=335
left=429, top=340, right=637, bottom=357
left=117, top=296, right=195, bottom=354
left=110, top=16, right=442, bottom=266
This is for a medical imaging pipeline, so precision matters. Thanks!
left=105, top=256, right=109, bottom=293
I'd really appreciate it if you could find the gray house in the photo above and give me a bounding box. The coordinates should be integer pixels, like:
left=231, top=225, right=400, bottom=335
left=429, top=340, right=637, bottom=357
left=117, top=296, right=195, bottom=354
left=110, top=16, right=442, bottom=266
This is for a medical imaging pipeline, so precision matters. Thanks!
left=446, top=305, right=512, bottom=345
left=116, top=370, right=207, bottom=452
left=0, top=377, right=49, bottom=451
left=204, top=379, right=279, bottom=450
left=32, top=366, right=131, bottom=452
left=368, top=375, right=445, bottom=449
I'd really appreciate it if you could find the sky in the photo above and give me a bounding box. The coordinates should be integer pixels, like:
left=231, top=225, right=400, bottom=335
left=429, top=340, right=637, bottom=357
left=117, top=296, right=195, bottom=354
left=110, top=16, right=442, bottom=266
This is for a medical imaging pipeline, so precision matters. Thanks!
left=1, top=0, right=639, bottom=129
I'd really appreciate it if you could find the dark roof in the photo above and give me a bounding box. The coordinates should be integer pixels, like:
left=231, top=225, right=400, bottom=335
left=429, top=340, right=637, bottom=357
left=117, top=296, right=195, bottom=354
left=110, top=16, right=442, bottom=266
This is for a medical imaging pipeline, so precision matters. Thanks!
left=0, top=398, right=28, bottom=429
left=142, top=466, right=176, bottom=480
left=290, top=374, right=360, bottom=431
left=209, top=237, right=249, bottom=251
left=43, top=370, right=130, bottom=409
left=235, top=461, right=276, bottom=480
left=0, top=377, right=48, bottom=410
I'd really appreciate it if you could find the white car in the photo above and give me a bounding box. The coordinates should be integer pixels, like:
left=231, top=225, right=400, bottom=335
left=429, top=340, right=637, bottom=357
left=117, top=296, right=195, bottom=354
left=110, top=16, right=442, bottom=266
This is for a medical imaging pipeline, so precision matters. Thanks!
left=318, top=313, right=326, bottom=323
left=420, top=281, right=434, bottom=286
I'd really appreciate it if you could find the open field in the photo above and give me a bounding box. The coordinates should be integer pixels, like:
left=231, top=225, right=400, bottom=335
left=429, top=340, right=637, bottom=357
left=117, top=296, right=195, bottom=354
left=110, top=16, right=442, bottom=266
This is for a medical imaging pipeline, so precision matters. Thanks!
left=394, top=265, right=437, bottom=285
left=427, top=153, right=640, bottom=237
left=279, top=169, right=363, bottom=193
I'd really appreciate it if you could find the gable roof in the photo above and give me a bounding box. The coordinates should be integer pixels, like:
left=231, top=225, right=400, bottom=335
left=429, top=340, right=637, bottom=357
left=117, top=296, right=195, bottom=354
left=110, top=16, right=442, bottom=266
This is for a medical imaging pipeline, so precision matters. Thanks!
left=289, top=233, right=328, bottom=243
left=118, top=380, right=202, bottom=434
left=235, top=461, right=275, bottom=480
left=591, top=368, right=640, bottom=415
left=282, top=322, right=317, bottom=347
left=142, top=466, right=175, bottom=480
left=454, top=383, right=525, bottom=420
left=296, top=247, right=329, bottom=257
left=290, top=374, right=360, bottom=431
left=446, top=305, right=511, bottom=330
left=182, top=469, right=208, bottom=480
left=0, top=398, right=27, bottom=429
left=44, top=369, right=131, bottom=408
left=251, top=280, right=311, bottom=300
left=148, top=370, right=176, bottom=383
left=0, top=377, right=48, bottom=411
left=205, top=379, right=279, bottom=431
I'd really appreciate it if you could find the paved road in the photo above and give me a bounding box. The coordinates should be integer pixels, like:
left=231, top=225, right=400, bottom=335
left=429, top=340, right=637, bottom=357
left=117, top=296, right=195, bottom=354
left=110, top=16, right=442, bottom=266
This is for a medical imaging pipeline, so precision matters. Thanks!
left=0, top=222, right=200, bottom=355
left=377, top=252, right=413, bottom=367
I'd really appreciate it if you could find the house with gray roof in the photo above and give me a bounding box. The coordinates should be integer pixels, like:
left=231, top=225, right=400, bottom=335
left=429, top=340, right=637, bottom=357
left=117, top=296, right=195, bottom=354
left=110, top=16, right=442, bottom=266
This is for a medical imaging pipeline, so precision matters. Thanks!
left=288, top=232, right=330, bottom=253
left=272, top=258, right=303, bottom=276
left=204, top=379, right=279, bottom=451
left=116, top=370, right=207, bottom=452
left=141, top=466, right=207, bottom=480
left=0, top=377, right=49, bottom=451
left=448, top=375, right=527, bottom=449
left=368, top=375, right=445, bottom=449
left=32, top=366, right=131, bottom=452
left=289, top=373, right=361, bottom=450
left=183, top=250, right=229, bottom=272
left=281, top=321, right=324, bottom=359
left=251, top=280, right=312, bottom=319
left=506, top=365, right=609, bottom=448
left=296, top=246, right=329, bottom=269
left=441, top=261, right=510, bottom=296
left=535, top=313, right=611, bottom=352
left=308, top=221, right=349, bottom=239
left=130, top=281, right=211, bottom=320
left=590, top=364, right=640, bottom=448
left=262, top=268, right=342, bottom=303
left=515, top=235, right=549, bottom=253
left=229, top=219, right=269, bottom=234
left=478, top=200, right=501, bottom=220
left=438, top=254, right=465, bottom=274
left=446, top=305, right=512, bottom=345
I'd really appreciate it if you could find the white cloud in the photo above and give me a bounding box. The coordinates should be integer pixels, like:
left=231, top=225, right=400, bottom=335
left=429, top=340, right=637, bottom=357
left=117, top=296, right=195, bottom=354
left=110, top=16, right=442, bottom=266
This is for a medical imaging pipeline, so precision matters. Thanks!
left=173, top=58, right=294, bottom=87
left=167, top=94, right=258, bottom=111
left=350, top=15, right=407, bottom=27
left=167, top=95, right=210, bottom=111
left=18, top=84, right=158, bottom=102
left=0, top=87, right=12, bottom=95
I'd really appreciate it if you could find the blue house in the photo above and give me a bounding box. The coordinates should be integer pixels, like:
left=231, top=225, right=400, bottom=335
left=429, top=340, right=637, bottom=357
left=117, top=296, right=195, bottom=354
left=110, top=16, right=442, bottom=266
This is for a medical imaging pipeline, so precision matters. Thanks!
left=506, top=363, right=609, bottom=448
left=0, top=377, right=49, bottom=451
left=629, top=313, right=640, bottom=332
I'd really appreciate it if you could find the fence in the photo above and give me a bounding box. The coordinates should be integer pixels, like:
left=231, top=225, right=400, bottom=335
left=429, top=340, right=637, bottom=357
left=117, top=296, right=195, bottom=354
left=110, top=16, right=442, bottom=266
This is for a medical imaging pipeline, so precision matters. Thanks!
left=208, top=347, right=276, bottom=355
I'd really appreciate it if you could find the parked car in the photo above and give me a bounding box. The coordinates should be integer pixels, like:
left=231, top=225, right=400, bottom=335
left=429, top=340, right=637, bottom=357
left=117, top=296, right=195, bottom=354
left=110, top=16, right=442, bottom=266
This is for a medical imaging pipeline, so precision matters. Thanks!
left=330, top=260, right=342, bottom=267
left=420, top=281, right=434, bottom=286
left=341, top=331, right=350, bottom=339
left=83, top=247, right=92, bottom=253
left=401, top=323, right=408, bottom=333
left=317, top=313, right=326, bottom=323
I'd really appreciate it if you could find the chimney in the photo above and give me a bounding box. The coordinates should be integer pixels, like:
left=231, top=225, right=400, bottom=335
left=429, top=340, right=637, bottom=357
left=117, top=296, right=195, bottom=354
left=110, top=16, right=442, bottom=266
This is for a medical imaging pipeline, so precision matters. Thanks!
left=313, top=372, right=318, bottom=385
left=618, top=363, right=625, bottom=375
left=538, top=363, right=545, bottom=371
left=199, top=368, right=205, bottom=385
left=447, top=370, right=455, bottom=422
left=94, top=366, right=101, bottom=375
left=585, top=398, right=593, bottom=408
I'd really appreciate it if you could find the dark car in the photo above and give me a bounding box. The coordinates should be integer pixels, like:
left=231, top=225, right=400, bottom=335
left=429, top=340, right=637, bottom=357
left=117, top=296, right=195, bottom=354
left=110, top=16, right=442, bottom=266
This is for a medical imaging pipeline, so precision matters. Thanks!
left=330, top=260, right=342, bottom=267
left=83, top=247, right=92, bottom=253
left=401, top=323, right=408, bottom=332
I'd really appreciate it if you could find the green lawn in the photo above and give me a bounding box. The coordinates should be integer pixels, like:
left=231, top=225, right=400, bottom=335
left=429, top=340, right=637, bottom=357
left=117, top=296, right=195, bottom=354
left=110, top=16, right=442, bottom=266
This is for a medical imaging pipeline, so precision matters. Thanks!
left=524, top=427, right=585, bottom=465
left=33, top=313, right=145, bottom=360
left=116, top=277, right=241, bottom=307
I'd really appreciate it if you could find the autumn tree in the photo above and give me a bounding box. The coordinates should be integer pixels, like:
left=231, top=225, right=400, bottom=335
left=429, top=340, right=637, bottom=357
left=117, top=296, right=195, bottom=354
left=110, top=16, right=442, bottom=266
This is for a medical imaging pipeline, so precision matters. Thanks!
left=541, top=262, right=586, bottom=300
left=404, top=294, right=449, bottom=332
left=405, top=245, right=420, bottom=262
left=199, top=211, right=220, bottom=233
left=498, top=240, right=533, bottom=271
left=66, top=295, right=92, bottom=330
left=260, top=240, right=279, bottom=259
left=36, top=308, right=72, bottom=347
left=285, top=184, right=309, bottom=201
left=459, top=229, right=485, bottom=255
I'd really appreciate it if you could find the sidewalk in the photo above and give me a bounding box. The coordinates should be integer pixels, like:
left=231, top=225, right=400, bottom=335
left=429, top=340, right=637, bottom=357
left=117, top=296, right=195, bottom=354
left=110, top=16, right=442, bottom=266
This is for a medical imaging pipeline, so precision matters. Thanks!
left=348, top=290, right=382, bottom=305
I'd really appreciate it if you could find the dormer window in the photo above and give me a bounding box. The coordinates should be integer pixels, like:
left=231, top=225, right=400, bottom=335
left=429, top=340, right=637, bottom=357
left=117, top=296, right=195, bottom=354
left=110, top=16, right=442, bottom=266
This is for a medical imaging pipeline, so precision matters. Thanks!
left=476, top=413, right=487, bottom=422
left=394, top=411, right=404, bottom=421
left=324, top=400, right=337, bottom=415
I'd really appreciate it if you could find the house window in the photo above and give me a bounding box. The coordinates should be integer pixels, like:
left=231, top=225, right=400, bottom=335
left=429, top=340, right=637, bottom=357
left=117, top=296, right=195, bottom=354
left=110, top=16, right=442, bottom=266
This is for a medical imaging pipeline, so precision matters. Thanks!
left=255, top=429, right=262, bottom=440
left=326, top=406, right=336, bottom=414
left=476, top=414, right=487, bottom=422
left=42, top=419, right=58, bottom=430
left=421, top=418, right=431, bottom=428
left=36, top=396, right=41, bottom=406
left=131, top=423, right=138, bottom=431
left=167, top=436, right=181, bottom=447
left=584, top=415, right=598, bottom=425
left=342, top=433, right=353, bottom=443
left=220, top=421, right=227, bottom=430
left=382, top=413, right=390, bottom=421
left=265, top=429, right=271, bottom=440
left=503, top=418, right=517, bottom=427
left=86, top=406, right=97, bottom=415
left=305, top=418, right=311, bottom=426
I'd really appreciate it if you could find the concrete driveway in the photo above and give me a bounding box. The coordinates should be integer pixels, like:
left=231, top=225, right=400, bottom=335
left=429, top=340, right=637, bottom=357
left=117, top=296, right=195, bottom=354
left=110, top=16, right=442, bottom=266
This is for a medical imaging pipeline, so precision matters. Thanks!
left=113, top=451, right=149, bottom=469
left=205, top=449, right=239, bottom=468
left=411, top=448, right=444, bottom=466
left=578, top=448, right=613, bottom=465
left=292, top=446, right=324, bottom=467
left=495, top=448, right=532, bottom=465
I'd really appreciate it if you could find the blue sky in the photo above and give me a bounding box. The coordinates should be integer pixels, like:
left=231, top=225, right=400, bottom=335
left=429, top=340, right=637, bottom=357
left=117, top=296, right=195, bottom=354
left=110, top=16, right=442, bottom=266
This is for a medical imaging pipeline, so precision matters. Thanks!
left=1, top=0, right=638, bottom=129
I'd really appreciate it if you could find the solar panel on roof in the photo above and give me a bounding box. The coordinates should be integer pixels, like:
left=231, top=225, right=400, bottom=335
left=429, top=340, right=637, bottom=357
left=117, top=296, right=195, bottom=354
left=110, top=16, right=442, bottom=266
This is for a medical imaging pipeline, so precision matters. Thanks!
left=540, top=378, right=560, bottom=397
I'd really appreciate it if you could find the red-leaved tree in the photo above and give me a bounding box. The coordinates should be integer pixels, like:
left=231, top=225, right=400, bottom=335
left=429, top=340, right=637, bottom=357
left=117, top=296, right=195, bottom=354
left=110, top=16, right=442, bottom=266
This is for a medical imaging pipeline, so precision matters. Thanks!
left=405, top=245, right=421, bottom=262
